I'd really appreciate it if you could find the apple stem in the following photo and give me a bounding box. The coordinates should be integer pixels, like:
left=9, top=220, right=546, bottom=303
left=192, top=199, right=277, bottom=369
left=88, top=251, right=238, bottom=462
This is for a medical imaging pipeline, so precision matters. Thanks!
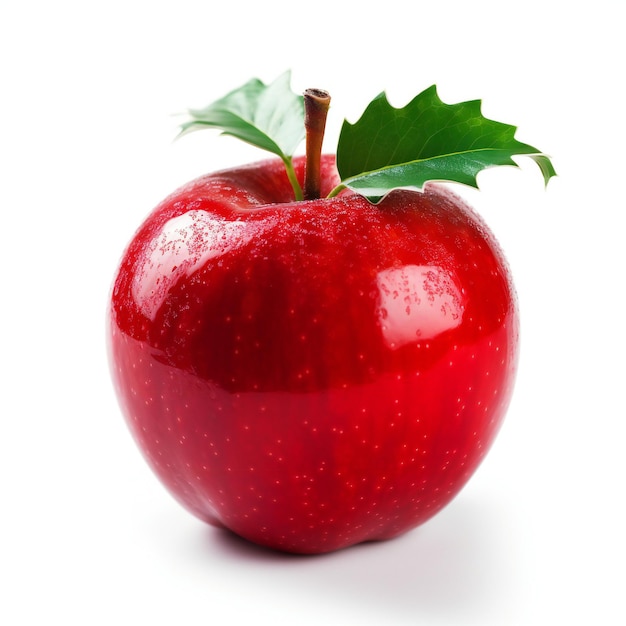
left=303, top=88, right=331, bottom=200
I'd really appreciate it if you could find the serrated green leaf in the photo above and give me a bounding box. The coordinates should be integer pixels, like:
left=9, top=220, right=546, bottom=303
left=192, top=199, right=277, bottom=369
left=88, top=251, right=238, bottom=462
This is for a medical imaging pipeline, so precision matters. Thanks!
left=179, top=71, right=305, bottom=160
left=335, top=86, right=556, bottom=202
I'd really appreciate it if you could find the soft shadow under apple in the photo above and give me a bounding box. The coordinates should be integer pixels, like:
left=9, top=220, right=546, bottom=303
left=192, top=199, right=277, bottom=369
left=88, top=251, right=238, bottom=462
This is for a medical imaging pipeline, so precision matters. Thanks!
left=199, top=494, right=519, bottom=623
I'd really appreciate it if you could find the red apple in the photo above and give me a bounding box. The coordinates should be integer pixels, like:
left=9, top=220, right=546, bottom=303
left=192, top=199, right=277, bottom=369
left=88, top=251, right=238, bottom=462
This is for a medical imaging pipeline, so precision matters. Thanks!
left=108, top=154, right=518, bottom=554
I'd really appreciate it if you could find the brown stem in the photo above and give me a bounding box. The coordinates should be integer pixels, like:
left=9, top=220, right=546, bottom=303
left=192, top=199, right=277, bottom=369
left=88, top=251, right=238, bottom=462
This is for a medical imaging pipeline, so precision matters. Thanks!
left=303, top=88, right=331, bottom=200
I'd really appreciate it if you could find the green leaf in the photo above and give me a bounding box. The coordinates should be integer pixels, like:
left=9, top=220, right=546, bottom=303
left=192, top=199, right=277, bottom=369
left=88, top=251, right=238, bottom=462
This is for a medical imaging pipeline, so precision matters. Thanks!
left=335, top=86, right=556, bottom=202
left=180, top=70, right=305, bottom=157
left=180, top=71, right=305, bottom=198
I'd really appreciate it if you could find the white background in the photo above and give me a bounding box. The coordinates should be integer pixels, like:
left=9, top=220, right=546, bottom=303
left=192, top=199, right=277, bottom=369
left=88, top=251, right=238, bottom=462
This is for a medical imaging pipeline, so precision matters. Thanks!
left=2, top=1, right=624, bottom=624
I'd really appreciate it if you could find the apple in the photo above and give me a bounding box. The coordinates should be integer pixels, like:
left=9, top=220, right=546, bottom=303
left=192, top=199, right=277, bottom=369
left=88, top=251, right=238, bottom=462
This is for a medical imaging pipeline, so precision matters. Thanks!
left=108, top=75, right=553, bottom=554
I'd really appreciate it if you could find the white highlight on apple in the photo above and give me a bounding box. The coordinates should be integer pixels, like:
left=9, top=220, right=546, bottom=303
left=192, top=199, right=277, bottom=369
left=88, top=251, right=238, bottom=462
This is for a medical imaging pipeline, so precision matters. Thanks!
left=376, top=264, right=466, bottom=349
left=133, top=210, right=260, bottom=320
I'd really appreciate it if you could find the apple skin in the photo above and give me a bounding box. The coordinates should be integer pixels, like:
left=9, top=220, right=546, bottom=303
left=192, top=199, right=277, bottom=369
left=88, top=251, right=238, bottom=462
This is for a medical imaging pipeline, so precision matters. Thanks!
left=108, top=154, right=518, bottom=554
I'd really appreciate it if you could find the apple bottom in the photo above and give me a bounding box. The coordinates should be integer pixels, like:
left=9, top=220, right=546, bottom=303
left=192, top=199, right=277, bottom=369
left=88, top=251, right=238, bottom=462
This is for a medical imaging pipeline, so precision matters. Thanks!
left=110, top=323, right=514, bottom=555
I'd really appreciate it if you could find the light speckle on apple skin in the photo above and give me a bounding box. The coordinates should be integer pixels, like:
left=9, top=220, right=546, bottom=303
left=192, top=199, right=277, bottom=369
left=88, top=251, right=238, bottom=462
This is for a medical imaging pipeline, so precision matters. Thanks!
left=108, top=155, right=518, bottom=554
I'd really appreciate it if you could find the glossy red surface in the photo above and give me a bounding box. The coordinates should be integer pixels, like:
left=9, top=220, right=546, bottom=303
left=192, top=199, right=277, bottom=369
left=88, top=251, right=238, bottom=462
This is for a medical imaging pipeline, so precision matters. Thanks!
left=108, top=155, right=519, bottom=554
